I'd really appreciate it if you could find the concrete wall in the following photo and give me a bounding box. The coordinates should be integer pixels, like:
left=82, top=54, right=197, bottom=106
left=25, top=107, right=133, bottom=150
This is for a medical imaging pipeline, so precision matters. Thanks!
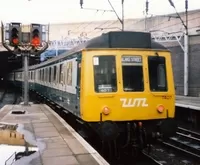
left=161, top=35, right=200, bottom=96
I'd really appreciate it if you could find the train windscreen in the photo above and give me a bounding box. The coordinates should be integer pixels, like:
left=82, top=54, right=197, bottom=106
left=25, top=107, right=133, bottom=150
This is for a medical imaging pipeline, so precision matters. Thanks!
left=93, top=55, right=117, bottom=93
left=121, top=55, right=144, bottom=92
left=148, top=56, right=167, bottom=91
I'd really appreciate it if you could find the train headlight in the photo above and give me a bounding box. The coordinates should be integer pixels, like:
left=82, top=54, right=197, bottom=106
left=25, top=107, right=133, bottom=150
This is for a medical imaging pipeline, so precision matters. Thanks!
left=102, top=106, right=110, bottom=115
left=157, top=104, right=165, bottom=113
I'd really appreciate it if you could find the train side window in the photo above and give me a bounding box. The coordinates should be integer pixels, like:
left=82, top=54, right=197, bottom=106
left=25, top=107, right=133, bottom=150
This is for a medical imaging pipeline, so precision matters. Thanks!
left=53, top=65, right=57, bottom=82
left=42, top=69, right=44, bottom=81
left=49, top=67, right=52, bottom=82
left=33, top=71, right=34, bottom=80
left=46, top=68, right=49, bottom=82
left=39, top=70, right=41, bottom=81
left=41, top=69, right=42, bottom=81
left=148, top=56, right=167, bottom=91
left=37, top=70, right=38, bottom=81
left=59, top=64, right=63, bottom=84
left=63, top=63, right=66, bottom=85
left=46, top=68, right=48, bottom=82
left=93, top=56, right=117, bottom=93
left=121, top=55, right=144, bottom=92
left=44, top=69, right=46, bottom=82
left=37, top=70, right=39, bottom=81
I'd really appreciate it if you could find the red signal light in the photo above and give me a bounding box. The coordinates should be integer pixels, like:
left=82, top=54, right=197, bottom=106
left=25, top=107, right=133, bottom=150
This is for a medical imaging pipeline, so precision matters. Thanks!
left=31, top=37, right=40, bottom=46
left=12, top=38, right=19, bottom=45
left=10, top=27, right=20, bottom=45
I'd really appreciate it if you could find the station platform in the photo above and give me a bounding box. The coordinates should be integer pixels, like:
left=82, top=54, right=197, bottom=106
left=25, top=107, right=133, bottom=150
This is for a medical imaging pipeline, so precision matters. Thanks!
left=0, top=103, right=109, bottom=165
left=176, top=95, right=200, bottom=110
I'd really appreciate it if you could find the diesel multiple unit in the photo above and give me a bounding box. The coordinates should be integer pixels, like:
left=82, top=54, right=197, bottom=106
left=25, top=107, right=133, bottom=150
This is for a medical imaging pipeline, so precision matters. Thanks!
left=9, top=31, right=177, bottom=154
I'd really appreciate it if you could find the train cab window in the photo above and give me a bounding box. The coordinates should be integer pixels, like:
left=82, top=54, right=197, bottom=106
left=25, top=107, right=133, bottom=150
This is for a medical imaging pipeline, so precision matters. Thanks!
left=93, top=56, right=117, bottom=93
left=121, top=55, right=144, bottom=92
left=148, top=56, right=167, bottom=91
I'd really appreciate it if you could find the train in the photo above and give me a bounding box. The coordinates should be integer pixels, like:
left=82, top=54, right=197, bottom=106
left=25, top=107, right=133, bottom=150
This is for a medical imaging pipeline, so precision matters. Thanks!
left=8, top=31, right=177, bottom=155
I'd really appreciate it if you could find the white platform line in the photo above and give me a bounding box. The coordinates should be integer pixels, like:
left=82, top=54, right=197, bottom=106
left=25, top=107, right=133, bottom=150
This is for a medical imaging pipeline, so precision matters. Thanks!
left=44, top=104, right=110, bottom=165
left=176, top=103, right=200, bottom=111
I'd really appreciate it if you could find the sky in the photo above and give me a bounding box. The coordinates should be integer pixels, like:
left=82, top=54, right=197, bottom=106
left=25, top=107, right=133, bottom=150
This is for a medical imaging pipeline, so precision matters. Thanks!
left=0, top=0, right=199, bottom=24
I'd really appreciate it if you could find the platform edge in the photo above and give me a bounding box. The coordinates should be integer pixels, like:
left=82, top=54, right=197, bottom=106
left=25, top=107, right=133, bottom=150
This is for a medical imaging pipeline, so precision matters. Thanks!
left=176, top=103, right=200, bottom=111
left=43, top=104, right=110, bottom=165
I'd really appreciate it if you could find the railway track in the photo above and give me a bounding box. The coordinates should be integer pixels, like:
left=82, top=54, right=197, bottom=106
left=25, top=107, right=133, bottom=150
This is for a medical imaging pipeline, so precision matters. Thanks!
left=139, top=127, right=200, bottom=165
left=165, top=127, right=200, bottom=158
left=156, top=126, right=200, bottom=163
left=176, top=127, right=200, bottom=142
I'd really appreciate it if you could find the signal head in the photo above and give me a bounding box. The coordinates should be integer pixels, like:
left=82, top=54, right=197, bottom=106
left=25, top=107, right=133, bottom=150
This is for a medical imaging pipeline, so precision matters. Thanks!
left=30, top=24, right=42, bottom=47
left=32, top=29, right=39, bottom=38
left=9, top=23, right=21, bottom=46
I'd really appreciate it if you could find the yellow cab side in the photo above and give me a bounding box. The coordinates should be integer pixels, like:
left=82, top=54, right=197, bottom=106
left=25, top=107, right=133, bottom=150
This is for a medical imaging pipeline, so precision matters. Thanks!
left=80, top=49, right=175, bottom=122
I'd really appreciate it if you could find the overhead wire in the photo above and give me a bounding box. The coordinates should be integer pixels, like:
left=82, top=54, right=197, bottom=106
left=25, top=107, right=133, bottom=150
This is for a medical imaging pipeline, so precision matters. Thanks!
left=81, top=0, right=125, bottom=37
left=69, top=10, right=103, bottom=38
left=67, top=0, right=200, bottom=40
left=149, top=10, right=200, bottom=31
left=70, top=0, right=121, bottom=39
left=87, top=19, right=120, bottom=38
left=125, top=0, right=200, bottom=32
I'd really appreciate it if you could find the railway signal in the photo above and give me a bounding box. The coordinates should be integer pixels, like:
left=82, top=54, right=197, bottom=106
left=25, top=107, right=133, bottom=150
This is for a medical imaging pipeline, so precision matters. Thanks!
left=9, top=23, right=22, bottom=47
left=30, top=24, right=42, bottom=47
left=1, top=22, right=49, bottom=106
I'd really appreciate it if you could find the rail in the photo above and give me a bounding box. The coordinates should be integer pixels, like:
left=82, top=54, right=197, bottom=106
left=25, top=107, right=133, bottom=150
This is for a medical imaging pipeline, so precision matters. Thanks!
left=158, top=127, right=200, bottom=159
left=160, top=140, right=200, bottom=159
left=142, top=151, right=163, bottom=165
left=177, top=127, right=200, bottom=140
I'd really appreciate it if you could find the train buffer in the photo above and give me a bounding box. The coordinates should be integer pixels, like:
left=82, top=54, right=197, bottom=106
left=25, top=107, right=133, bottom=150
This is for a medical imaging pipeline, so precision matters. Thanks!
left=0, top=104, right=109, bottom=165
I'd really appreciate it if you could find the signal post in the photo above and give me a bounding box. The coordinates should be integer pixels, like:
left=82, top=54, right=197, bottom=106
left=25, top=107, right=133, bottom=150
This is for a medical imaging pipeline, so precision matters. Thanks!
left=1, top=22, right=49, bottom=106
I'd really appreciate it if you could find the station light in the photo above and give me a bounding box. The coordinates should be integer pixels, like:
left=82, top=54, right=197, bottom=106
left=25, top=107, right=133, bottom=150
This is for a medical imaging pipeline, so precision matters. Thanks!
left=9, top=23, right=21, bottom=46
left=30, top=24, right=42, bottom=47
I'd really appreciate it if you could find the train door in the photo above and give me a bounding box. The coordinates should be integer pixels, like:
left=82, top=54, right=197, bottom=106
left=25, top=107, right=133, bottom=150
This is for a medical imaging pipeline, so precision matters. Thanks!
left=76, top=53, right=82, bottom=112
left=63, top=53, right=81, bottom=116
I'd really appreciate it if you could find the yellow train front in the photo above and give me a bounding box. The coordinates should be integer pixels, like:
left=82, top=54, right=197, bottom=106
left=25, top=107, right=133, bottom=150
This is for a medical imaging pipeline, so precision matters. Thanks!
left=78, top=32, right=177, bottom=149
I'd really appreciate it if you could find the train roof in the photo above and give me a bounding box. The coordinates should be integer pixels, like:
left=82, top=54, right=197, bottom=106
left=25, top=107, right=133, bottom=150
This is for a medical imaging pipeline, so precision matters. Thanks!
left=15, top=31, right=168, bottom=71
left=77, top=31, right=167, bottom=50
